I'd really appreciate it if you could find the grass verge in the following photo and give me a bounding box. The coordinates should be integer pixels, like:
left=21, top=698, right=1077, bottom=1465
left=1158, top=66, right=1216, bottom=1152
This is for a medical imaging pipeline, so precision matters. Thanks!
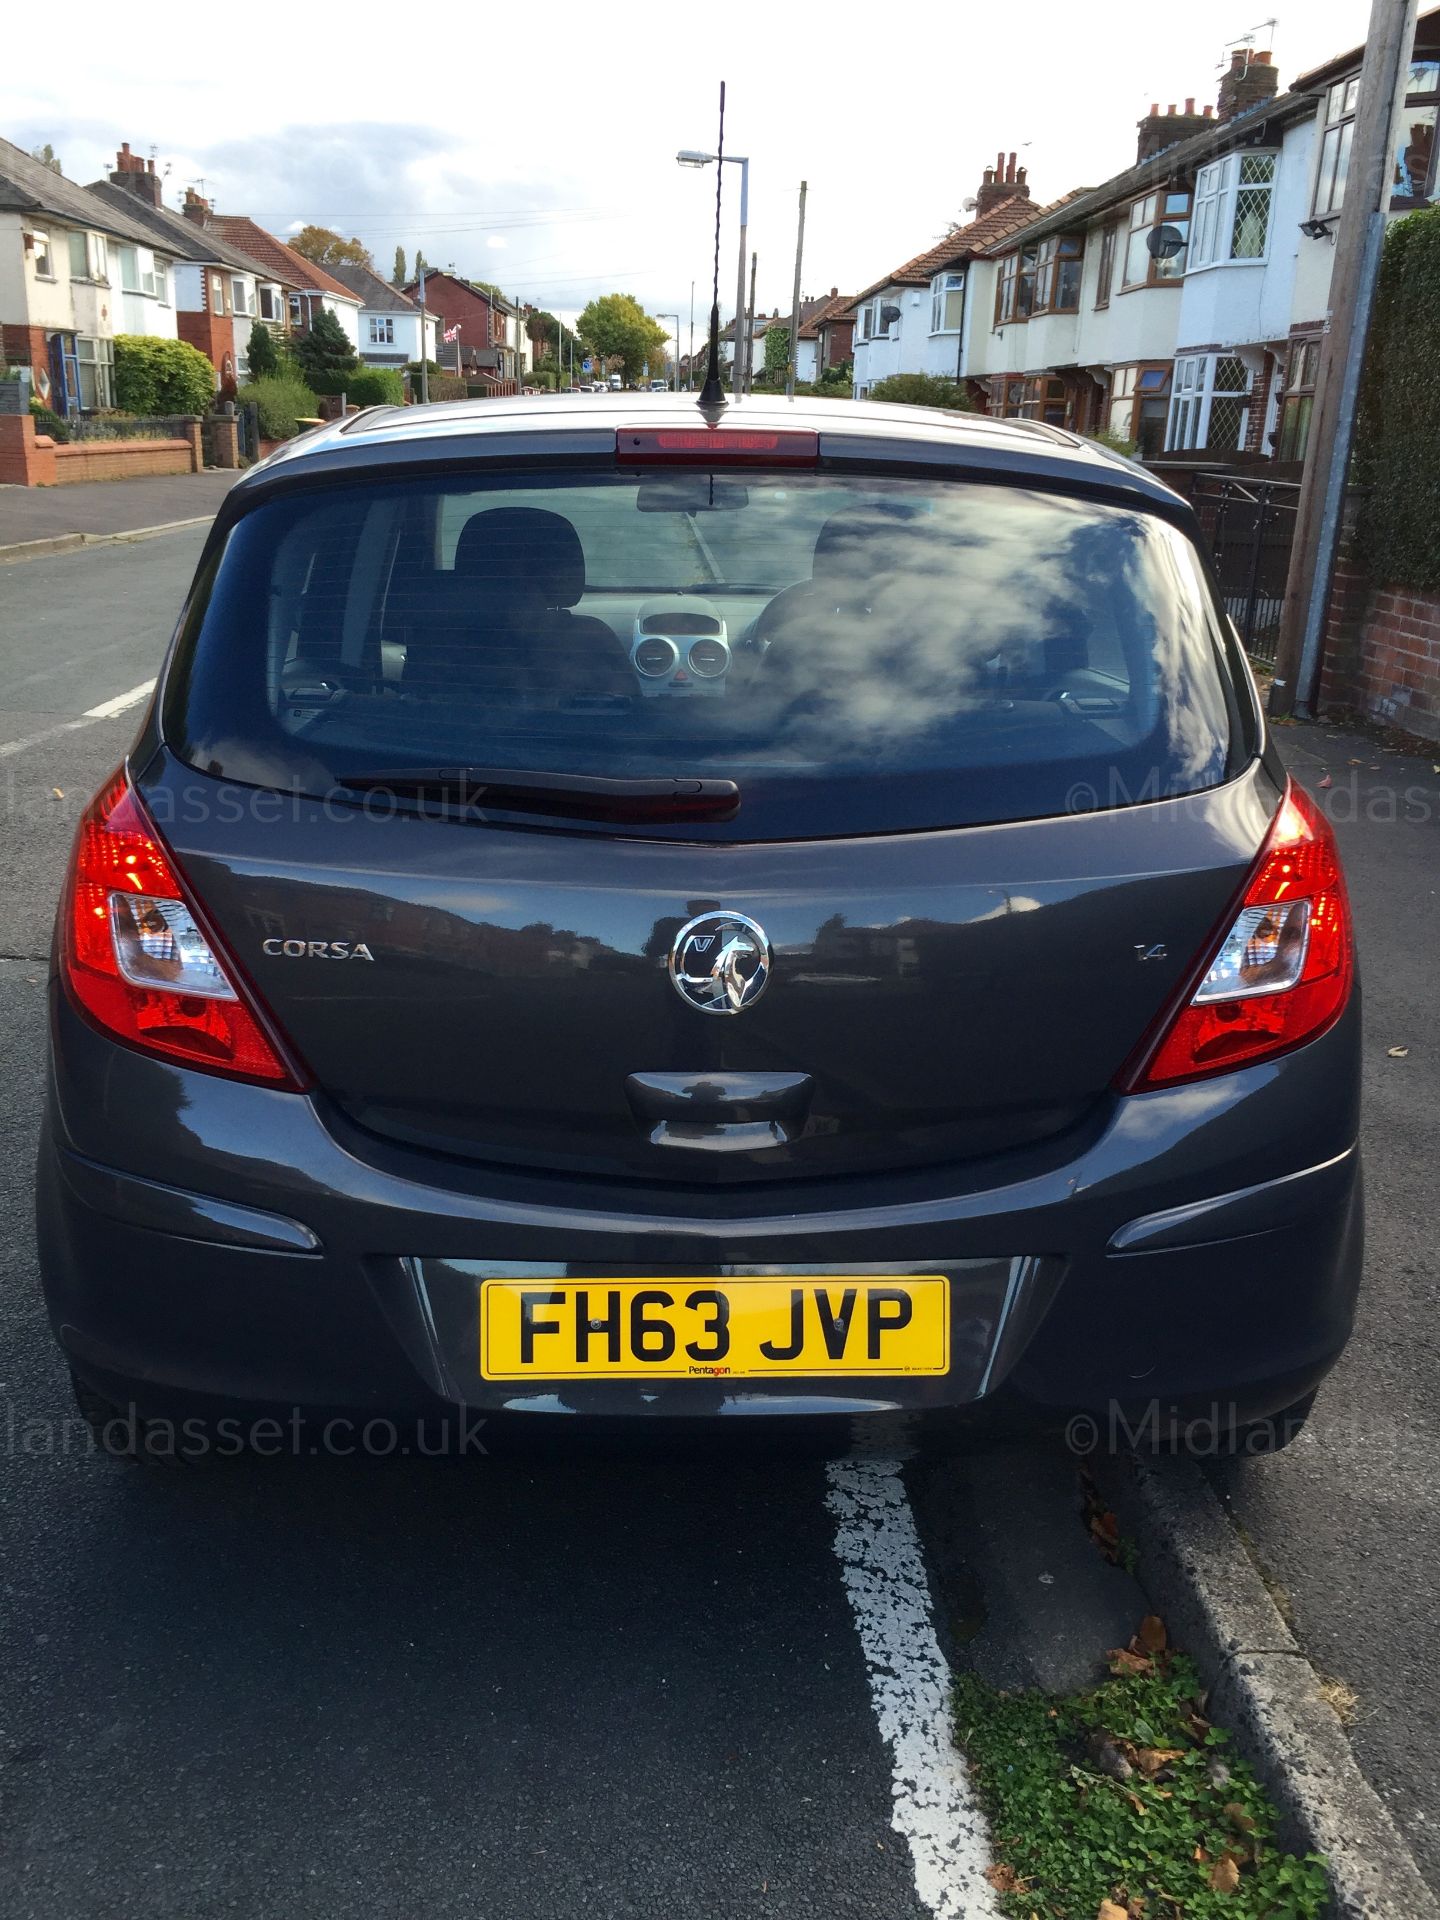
left=954, top=1619, right=1328, bottom=1919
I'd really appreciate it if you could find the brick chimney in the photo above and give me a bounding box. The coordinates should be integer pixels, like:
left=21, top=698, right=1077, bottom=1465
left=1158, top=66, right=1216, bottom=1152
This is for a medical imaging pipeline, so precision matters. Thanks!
left=974, top=151, right=1031, bottom=221
left=1217, top=49, right=1279, bottom=124
left=182, top=186, right=211, bottom=225
left=1136, top=97, right=1214, bottom=163
left=109, top=141, right=164, bottom=209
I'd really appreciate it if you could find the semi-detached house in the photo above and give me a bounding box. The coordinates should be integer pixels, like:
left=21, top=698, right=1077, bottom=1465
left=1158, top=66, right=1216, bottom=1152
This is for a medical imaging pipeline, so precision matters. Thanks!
left=847, top=158, right=1050, bottom=398
left=0, top=135, right=180, bottom=414
left=86, top=145, right=293, bottom=391
left=849, top=8, right=1438, bottom=466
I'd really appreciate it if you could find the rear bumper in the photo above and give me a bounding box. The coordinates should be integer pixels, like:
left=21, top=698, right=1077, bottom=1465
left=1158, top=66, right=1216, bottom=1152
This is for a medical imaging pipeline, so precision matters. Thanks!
left=36, top=984, right=1364, bottom=1442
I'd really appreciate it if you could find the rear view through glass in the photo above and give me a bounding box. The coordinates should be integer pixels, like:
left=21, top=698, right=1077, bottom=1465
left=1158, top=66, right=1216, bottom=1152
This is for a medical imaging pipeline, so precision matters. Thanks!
left=169, top=471, right=1242, bottom=839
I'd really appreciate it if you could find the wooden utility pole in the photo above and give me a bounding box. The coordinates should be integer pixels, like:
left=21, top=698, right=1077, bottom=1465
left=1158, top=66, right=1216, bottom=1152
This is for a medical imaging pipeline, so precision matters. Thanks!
left=786, top=181, right=808, bottom=399
left=1268, top=0, right=1417, bottom=716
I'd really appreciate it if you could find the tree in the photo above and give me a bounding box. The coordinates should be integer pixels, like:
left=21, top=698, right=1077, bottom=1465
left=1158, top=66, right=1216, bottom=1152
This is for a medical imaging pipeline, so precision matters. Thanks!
left=245, top=320, right=280, bottom=379
left=293, top=307, right=359, bottom=381
left=30, top=142, right=62, bottom=175
left=763, top=324, right=790, bottom=381
left=527, top=309, right=579, bottom=365
left=393, top=246, right=406, bottom=288
left=576, top=293, right=670, bottom=384
left=289, top=225, right=374, bottom=270
left=867, top=372, right=970, bottom=411
left=415, top=250, right=428, bottom=275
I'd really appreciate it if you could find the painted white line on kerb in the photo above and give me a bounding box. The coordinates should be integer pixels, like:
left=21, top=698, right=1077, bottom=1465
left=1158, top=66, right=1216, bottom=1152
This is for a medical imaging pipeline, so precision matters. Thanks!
left=826, top=1458, right=998, bottom=1920
left=84, top=680, right=155, bottom=721
left=0, top=679, right=154, bottom=761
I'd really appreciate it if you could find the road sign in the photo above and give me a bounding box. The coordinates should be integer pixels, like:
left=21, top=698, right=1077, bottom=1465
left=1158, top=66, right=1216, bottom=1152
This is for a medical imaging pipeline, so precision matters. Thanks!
left=582, top=358, right=593, bottom=372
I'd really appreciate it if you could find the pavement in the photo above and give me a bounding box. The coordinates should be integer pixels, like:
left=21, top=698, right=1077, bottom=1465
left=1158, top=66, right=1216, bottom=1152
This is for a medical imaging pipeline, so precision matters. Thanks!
left=0, top=524, right=1434, bottom=1914
left=0, top=471, right=240, bottom=551
left=1216, top=718, right=1440, bottom=1893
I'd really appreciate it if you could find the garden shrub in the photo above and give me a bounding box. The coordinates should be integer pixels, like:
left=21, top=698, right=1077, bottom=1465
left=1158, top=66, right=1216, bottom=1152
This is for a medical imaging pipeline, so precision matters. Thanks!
left=1354, top=205, right=1440, bottom=591
left=234, top=371, right=321, bottom=439
left=113, top=335, right=215, bottom=416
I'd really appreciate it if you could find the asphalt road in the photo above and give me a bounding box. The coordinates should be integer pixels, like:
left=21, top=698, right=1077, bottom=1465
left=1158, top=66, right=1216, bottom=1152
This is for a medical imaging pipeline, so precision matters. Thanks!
left=1, top=530, right=1434, bottom=1911
left=0, top=533, right=1149, bottom=1917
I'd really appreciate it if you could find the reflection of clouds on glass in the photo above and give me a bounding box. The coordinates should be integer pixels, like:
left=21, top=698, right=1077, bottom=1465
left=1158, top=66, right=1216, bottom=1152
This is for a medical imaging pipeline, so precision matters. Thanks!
left=750, top=490, right=1227, bottom=788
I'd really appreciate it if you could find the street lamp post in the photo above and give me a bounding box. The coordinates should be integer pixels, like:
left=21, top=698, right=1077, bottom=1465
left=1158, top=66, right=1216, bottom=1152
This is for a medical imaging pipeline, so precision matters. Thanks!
left=677, top=148, right=749, bottom=400
left=657, top=313, right=681, bottom=391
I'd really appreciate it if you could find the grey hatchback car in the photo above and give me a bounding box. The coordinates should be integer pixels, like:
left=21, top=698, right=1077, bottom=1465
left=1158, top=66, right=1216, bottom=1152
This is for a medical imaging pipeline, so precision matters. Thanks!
left=36, top=394, right=1361, bottom=1454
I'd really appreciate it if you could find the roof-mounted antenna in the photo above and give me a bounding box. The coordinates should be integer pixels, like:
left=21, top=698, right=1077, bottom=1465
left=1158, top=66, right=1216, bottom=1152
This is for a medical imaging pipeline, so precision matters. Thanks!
left=698, top=80, right=729, bottom=419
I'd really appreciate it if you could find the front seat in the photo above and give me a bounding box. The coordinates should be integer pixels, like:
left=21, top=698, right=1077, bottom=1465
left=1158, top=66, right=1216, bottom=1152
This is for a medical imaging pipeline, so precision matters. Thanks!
left=406, top=507, right=632, bottom=702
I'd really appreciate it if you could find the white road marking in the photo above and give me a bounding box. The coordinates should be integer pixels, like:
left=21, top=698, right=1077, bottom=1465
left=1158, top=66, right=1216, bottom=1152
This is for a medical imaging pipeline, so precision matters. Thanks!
left=84, top=679, right=155, bottom=720
left=826, top=1457, right=999, bottom=1920
left=0, top=679, right=154, bottom=760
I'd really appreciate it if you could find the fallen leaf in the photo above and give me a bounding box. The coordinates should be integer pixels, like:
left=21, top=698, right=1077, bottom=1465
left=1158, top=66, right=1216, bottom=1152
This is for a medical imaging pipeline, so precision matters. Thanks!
left=1135, top=1615, right=1167, bottom=1655
left=1098, top=1901, right=1129, bottom=1920
left=1208, top=1852, right=1242, bottom=1893
left=985, top=1863, right=1022, bottom=1892
left=1108, top=1648, right=1153, bottom=1677
left=1134, top=1747, right=1186, bottom=1777
left=1388, top=1046, right=1410, bottom=1058
left=1223, top=1801, right=1258, bottom=1834
left=51, top=787, right=64, bottom=799
left=1090, top=1508, right=1120, bottom=1549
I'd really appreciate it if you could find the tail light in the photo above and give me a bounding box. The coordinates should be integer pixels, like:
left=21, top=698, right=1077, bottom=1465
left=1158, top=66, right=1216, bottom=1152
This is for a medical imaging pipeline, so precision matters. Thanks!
left=61, top=771, right=306, bottom=1089
left=1121, top=780, right=1353, bottom=1091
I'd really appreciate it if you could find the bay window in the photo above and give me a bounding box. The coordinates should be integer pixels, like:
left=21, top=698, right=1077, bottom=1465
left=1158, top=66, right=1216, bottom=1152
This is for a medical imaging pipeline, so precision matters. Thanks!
left=1094, top=225, right=1118, bottom=309
left=994, top=245, right=1038, bottom=324
left=67, top=231, right=107, bottom=282
left=1315, top=74, right=1359, bottom=217
left=258, top=285, right=281, bottom=322
left=1190, top=153, right=1276, bottom=267
left=232, top=278, right=256, bottom=318
left=1277, top=337, right=1321, bottom=463
left=1393, top=59, right=1438, bottom=207
left=1167, top=353, right=1252, bottom=453
left=1108, top=364, right=1171, bottom=459
left=1032, top=235, right=1083, bottom=313
left=1122, top=191, right=1190, bottom=288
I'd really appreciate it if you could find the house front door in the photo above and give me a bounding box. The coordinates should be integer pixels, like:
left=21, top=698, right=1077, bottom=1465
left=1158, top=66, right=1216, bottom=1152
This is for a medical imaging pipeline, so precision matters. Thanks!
left=47, top=334, right=81, bottom=417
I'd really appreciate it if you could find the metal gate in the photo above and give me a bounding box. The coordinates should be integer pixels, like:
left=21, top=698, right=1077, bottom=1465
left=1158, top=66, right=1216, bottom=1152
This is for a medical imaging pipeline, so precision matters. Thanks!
left=1189, top=472, right=1301, bottom=667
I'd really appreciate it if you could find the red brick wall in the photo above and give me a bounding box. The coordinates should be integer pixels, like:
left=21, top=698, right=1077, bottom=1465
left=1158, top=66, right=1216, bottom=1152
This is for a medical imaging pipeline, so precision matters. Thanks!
left=177, top=310, right=233, bottom=382
left=1243, top=352, right=1276, bottom=455
left=2, top=324, right=50, bottom=387
left=0, top=412, right=58, bottom=485
left=1318, top=496, right=1440, bottom=743
left=51, top=438, right=196, bottom=485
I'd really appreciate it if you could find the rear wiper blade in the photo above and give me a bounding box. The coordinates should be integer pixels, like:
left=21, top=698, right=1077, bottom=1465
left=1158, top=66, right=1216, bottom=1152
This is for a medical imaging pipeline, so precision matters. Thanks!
left=335, top=766, right=741, bottom=823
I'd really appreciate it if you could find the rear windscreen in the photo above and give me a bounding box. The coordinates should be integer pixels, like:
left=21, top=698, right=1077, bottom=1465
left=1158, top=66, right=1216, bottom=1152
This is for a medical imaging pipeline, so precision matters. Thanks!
left=165, top=469, right=1243, bottom=839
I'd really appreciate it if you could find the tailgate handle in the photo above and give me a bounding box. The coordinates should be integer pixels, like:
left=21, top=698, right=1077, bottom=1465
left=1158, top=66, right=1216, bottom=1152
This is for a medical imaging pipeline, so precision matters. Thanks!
left=625, top=1071, right=813, bottom=1151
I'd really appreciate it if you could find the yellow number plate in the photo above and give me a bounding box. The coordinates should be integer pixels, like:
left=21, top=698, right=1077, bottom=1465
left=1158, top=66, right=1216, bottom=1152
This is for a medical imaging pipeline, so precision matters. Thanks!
left=479, top=1276, right=949, bottom=1380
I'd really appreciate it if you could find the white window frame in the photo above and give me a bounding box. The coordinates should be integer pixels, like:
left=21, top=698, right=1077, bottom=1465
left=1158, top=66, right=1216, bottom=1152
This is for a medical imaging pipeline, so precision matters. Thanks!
left=231, top=277, right=256, bottom=318
left=28, top=227, right=53, bottom=277
left=68, top=229, right=107, bottom=281
left=1166, top=352, right=1252, bottom=451
left=116, top=244, right=141, bottom=294
left=1189, top=152, right=1277, bottom=269
left=75, top=335, right=115, bottom=411
left=368, top=314, right=395, bottom=345
left=929, top=271, right=965, bottom=334
left=258, top=284, right=281, bottom=322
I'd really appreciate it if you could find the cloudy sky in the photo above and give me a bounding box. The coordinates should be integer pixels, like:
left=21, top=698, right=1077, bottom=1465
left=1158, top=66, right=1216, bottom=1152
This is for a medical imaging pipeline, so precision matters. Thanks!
left=6, top=0, right=1371, bottom=345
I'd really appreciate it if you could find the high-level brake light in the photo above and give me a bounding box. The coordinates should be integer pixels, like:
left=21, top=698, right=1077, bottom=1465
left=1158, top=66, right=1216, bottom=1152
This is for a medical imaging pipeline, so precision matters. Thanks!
left=617, top=427, right=818, bottom=465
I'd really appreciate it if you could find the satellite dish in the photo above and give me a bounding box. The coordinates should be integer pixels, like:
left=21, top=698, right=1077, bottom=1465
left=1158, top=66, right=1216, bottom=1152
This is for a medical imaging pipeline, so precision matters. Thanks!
left=1147, top=223, right=1186, bottom=260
